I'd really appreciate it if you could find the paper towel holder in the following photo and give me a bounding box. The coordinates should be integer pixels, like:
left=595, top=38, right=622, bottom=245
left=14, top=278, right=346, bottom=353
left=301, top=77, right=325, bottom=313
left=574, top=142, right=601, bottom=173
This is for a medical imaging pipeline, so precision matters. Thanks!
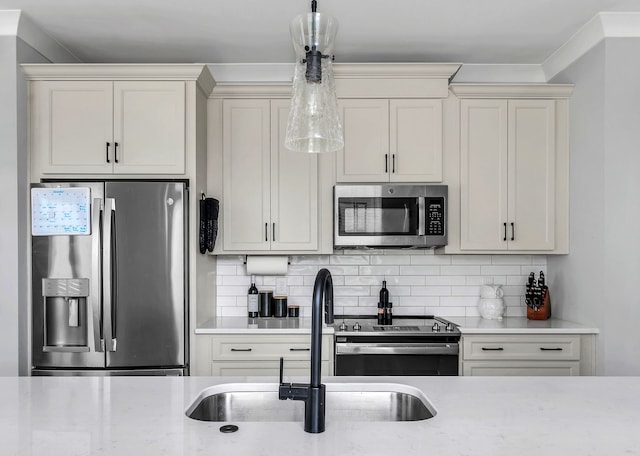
left=243, top=255, right=291, bottom=266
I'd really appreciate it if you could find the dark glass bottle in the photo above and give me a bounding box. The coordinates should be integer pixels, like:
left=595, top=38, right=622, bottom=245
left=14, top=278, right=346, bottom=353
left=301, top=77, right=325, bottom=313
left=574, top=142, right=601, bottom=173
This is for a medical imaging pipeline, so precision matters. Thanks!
left=384, top=301, right=393, bottom=325
left=379, top=280, right=389, bottom=306
left=248, top=275, right=259, bottom=318
left=379, top=280, right=389, bottom=324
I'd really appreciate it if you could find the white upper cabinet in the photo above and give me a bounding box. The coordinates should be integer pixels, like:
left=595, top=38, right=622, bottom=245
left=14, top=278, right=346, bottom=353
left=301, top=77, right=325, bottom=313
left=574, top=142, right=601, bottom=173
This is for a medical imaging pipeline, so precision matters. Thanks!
left=221, top=99, right=318, bottom=253
left=460, top=99, right=555, bottom=251
left=270, top=100, right=318, bottom=251
left=443, top=84, right=572, bottom=254
left=30, top=79, right=185, bottom=175
left=222, top=99, right=271, bottom=251
left=336, top=99, right=443, bottom=183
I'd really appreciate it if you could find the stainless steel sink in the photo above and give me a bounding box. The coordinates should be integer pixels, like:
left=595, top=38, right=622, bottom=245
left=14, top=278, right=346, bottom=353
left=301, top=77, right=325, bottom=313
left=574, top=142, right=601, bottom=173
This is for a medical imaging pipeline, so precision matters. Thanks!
left=186, top=383, right=436, bottom=422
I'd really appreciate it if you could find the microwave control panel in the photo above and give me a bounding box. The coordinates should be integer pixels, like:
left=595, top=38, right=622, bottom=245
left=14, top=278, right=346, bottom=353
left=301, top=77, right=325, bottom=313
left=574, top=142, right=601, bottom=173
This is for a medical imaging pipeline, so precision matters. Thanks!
left=426, top=197, right=445, bottom=236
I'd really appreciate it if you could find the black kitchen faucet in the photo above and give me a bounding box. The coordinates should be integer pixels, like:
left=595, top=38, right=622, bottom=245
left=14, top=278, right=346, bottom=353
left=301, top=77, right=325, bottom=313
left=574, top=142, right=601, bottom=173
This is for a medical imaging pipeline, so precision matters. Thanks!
left=278, top=268, right=334, bottom=433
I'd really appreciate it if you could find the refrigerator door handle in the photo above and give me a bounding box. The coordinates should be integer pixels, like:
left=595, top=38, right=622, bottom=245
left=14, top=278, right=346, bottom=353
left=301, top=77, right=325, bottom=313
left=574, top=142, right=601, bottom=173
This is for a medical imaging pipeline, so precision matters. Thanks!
left=91, top=198, right=104, bottom=352
left=103, top=198, right=117, bottom=352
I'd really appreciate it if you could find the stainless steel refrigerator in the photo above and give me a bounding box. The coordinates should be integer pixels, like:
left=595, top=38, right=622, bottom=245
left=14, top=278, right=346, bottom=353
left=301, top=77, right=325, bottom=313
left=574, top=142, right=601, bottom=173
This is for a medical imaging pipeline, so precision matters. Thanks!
left=31, top=181, right=188, bottom=376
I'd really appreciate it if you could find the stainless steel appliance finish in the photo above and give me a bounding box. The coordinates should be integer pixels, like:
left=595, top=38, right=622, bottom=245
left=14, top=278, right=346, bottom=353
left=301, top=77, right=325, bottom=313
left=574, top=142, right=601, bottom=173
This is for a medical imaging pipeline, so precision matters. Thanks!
left=31, top=181, right=188, bottom=376
left=334, top=183, right=447, bottom=249
left=333, top=316, right=460, bottom=376
left=187, top=384, right=435, bottom=422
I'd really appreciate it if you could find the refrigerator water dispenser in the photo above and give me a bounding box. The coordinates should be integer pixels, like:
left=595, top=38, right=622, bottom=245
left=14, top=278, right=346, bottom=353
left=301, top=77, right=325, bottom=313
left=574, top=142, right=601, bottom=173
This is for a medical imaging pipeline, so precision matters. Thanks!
left=42, top=278, right=90, bottom=352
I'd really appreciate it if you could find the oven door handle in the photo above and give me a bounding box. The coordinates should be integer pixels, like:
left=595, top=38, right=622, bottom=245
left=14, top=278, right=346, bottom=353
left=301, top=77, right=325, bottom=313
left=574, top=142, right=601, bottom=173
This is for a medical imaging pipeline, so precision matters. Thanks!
left=335, top=342, right=459, bottom=356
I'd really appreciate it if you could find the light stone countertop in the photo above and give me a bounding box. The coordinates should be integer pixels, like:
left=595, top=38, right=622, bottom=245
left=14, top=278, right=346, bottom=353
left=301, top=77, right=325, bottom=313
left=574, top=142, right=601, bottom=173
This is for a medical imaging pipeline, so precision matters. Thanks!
left=196, top=317, right=335, bottom=334
left=448, top=316, right=600, bottom=334
left=197, top=316, right=598, bottom=335
left=1, top=375, right=638, bottom=455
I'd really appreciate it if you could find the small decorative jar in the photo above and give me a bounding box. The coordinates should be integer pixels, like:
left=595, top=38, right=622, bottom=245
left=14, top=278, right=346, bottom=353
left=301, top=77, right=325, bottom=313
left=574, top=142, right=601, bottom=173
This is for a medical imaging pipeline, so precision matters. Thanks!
left=478, top=285, right=505, bottom=320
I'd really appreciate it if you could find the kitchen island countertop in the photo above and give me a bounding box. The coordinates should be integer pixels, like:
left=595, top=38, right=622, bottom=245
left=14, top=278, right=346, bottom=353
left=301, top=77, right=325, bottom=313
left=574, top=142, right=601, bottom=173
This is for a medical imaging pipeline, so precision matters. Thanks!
left=2, top=375, right=637, bottom=455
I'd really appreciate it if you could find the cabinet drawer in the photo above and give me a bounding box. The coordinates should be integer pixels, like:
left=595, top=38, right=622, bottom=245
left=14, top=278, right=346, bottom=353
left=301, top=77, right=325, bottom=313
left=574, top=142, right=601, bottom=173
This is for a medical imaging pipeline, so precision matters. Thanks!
left=211, top=335, right=331, bottom=361
left=463, top=335, right=580, bottom=361
left=462, top=360, right=581, bottom=376
left=211, top=360, right=331, bottom=377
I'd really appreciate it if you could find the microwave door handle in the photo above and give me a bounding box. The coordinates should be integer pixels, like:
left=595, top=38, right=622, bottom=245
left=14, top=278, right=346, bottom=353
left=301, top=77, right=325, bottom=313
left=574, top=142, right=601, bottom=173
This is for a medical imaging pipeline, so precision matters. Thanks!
left=418, top=197, right=426, bottom=236
left=103, top=198, right=117, bottom=352
left=90, top=198, right=104, bottom=352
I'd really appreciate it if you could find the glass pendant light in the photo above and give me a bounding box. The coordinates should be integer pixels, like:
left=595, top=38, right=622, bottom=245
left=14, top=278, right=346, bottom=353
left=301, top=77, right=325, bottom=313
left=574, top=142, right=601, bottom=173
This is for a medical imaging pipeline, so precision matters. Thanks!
left=285, top=0, right=344, bottom=153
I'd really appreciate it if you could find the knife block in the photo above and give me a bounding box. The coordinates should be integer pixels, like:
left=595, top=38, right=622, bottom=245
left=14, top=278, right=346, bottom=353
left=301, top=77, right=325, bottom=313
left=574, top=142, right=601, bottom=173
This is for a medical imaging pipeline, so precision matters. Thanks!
left=527, top=289, right=551, bottom=320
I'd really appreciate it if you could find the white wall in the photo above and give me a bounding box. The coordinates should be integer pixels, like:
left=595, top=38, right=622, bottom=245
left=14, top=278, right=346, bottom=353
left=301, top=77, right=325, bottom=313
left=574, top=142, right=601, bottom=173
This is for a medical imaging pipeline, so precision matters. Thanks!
left=0, top=11, right=76, bottom=375
left=549, top=38, right=640, bottom=375
left=215, top=252, right=545, bottom=318
left=0, top=35, right=20, bottom=375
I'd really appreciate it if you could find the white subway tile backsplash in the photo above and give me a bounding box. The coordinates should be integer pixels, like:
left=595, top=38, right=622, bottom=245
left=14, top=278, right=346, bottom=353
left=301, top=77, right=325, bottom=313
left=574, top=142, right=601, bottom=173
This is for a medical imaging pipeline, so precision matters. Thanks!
left=214, top=253, right=545, bottom=318
left=327, top=266, right=360, bottom=276
left=222, top=276, right=251, bottom=286
left=216, top=265, right=239, bottom=276
left=400, top=265, right=441, bottom=275
left=400, top=296, right=440, bottom=307
left=358, top=265, right=400, bottom=276
left=451, top=255, right=492, bottom=265
left=480, top=265, right=522, bottom=276
left=370, top=255, right=412, bottom=265
left=441, top=265, right=481, bottom=276
left=410, top=255, right=452, bottom=265
left=345, top=275, right=384, bottom=286
left=491, top=255, right=532, bottom=265
left=411, top=286, right=452, bottom=296
left=425, top=275, right=466, bottom=286
left=330, top=255, right=370, bottom=265
left=440, top=296, right=479, bottom=307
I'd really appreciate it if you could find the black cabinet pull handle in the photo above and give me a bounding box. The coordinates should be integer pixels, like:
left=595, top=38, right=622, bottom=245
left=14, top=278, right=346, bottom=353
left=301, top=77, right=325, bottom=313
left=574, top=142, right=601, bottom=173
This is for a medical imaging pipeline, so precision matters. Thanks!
left=289, top=348, right=310, bottom=352
left=511, top=222, right=515, bottom=241
left=385, top=154, right=388, bottom=173
left=481, top=347, right=504, bottom=351
left=106, top=142, right=110, bottom=163
left=230, top=348, right=252, bottom=352
left=114, top=142, right=119, bottom=163
left=265, top=223, right=268, bottom=242
left=540, top=347, right=563, bottom=351
left=392, top=154, right=396, bottom=173
left=272, top=223, right=276, bottom=242
left=503, top=223, right=507, bottom=241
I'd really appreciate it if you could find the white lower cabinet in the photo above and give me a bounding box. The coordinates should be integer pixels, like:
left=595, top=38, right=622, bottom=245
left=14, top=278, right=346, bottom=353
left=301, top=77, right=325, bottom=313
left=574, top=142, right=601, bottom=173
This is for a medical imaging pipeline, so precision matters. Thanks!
left=460, top=334, right=596, bottom=376
left=194, top=334, right=334, bottom=376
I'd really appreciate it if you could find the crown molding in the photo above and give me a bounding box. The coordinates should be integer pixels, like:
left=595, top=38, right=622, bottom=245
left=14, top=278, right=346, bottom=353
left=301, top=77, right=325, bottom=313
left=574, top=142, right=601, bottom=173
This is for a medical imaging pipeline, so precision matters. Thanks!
left=210, top=83, right=291, bottom=98
left=333, top=63, right=461, bottom=80
left=543, top=12, right=640, bottom=80
left=20, top=63, right=216, bottom=95
left=450, top=83, right=574, bottom=99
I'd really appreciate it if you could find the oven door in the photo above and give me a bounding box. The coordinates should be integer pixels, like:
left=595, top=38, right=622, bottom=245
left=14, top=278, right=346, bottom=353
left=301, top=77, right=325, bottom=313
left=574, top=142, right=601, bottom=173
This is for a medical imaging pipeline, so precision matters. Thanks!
left=334, top=342, right=459, bottom=376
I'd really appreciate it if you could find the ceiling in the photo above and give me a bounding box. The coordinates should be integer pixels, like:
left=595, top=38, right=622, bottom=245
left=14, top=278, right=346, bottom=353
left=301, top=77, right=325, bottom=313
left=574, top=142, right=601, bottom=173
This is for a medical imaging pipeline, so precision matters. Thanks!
left=2, top=0, right=640, bottom=65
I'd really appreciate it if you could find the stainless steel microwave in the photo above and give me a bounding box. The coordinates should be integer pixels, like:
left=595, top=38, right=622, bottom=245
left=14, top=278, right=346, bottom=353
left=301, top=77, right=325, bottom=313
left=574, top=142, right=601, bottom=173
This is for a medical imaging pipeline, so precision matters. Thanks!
left=334, top=184, right=447, bottom=249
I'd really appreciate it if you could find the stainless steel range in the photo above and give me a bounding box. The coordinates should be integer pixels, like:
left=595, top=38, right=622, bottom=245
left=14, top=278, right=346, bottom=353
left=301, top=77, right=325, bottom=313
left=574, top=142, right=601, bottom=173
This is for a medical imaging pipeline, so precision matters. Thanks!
left=333, top=315, right=461, bottom=376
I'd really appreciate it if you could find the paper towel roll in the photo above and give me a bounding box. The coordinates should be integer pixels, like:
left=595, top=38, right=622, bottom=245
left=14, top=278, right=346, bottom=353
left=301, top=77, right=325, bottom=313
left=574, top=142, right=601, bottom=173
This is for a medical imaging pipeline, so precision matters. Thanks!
left=246, top=256, right=289, bottom=275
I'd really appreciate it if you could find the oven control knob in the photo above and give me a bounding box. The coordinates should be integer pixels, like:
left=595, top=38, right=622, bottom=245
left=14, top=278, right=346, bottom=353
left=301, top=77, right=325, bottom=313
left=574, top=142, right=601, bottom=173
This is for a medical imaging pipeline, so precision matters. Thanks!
left=431, top=322, right=441, bottom=332
left=338, top=322, right=348, bottom=331
left=445, top=322, right=456, bottom=332
left=353, top=322, right=361, bottom=331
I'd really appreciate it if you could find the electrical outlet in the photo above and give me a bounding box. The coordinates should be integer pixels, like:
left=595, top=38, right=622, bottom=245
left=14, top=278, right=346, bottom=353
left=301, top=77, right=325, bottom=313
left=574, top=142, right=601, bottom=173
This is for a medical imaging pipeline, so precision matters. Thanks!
left=276, top=277, right=287, bottom=296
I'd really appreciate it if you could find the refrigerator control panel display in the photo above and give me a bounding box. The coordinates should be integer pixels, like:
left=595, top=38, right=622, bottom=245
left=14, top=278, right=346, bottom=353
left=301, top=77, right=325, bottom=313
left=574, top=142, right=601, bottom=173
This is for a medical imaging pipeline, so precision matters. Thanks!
left=31, top=187, right=91, bottom=236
